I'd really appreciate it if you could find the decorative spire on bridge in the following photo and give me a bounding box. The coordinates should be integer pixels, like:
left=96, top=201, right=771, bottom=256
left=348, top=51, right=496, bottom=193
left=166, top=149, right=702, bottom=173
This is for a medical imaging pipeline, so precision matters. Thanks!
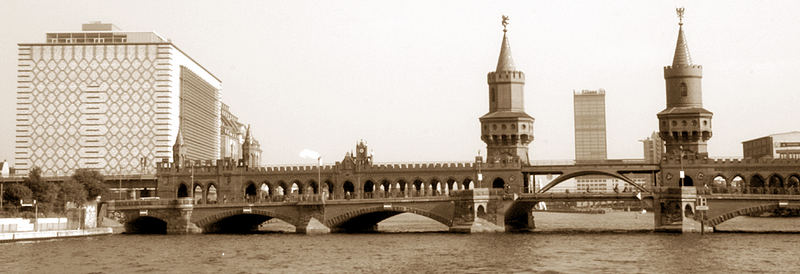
left=496, top=15, right=517, bottom=72
left=672, top=7, right=693, bottom=67
left=173, top=126, right=186, bottom=169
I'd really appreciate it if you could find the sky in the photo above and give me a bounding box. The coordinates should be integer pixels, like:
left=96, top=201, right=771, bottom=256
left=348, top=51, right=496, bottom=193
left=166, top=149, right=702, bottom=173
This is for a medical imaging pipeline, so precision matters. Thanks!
left=1, top=0, right=799, bottom=166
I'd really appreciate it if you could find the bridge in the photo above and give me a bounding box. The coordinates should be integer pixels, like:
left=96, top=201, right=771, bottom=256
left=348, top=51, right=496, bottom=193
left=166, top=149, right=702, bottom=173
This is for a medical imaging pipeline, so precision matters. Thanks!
left=105, top=189, right=511, bottom=234
left=99, top=13, right=800, bottom=234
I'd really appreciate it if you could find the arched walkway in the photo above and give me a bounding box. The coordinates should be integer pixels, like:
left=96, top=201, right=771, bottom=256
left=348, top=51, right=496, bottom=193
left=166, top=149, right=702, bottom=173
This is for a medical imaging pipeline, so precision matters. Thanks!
left=207, top=184, right=218, bottom=204
left=364, top=180, right=375, bottom=198
left=343, top=181, right=355, bottom=199
left=325, top=206, right=452, bottom=233
left=177, top=183, right=189, bottom=198
left=539, top=170, right=648, bottom=193
left=492, top=177, right=505, bottom=189
left=682, top=175, right=694, bottom=187
left=245, top=182, right=257, bottom=203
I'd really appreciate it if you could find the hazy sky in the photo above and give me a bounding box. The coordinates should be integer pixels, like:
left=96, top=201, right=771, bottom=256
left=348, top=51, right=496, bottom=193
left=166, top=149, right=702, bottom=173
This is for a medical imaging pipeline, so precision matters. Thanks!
left=1, top=0, right=799, bottom=166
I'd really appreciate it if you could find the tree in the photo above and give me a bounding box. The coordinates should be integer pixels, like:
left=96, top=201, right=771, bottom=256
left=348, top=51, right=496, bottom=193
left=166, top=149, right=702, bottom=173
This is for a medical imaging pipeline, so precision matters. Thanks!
left=59, top=179, right=88, bottom=208
left=3, top=183, right=33, bottom=207
left=24, top=166, right=59, bottom=213
left=70, top=169, right=107, bottom=201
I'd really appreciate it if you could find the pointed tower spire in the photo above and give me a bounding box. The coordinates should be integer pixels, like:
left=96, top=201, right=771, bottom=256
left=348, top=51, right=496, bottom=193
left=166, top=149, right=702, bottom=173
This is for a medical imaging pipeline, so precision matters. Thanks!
left=241, top=124, right=252, bottom=167
left=244, top=124, right=252, bottom=144
left=175, top=127, right=184, bottom=146
left=172, top=126, right=186, bottom=169
left=496, top=15, right=517, bottom=72
left=672, top=7, right=693, bottom=66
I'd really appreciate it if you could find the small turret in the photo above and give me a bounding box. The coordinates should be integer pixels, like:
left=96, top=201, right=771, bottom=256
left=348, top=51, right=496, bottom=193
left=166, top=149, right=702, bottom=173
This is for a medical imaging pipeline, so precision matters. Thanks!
left=241, top=125, right=253, bottom=167
left=173, top=127, right=186, bottom=169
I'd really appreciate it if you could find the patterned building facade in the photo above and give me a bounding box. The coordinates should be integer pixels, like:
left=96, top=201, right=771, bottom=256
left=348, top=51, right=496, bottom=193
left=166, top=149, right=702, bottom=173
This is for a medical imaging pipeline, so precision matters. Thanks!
left=15, top=22, right=222, bottom=176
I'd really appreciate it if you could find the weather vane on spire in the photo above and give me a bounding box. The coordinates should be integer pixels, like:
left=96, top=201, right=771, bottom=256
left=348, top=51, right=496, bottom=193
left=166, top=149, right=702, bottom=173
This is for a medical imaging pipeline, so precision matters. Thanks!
left=502, top=15, right=509, bottom=32
left=676, top=7, right=685, bottom=26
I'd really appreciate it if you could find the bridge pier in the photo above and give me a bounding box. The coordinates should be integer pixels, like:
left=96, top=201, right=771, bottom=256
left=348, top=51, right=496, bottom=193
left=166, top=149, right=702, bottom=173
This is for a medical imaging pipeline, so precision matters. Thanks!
left=295, top=204, right=330, bottom=234
left=654, top=187, right=711, bottom=233
left=449, top=188, right=506, bottom=233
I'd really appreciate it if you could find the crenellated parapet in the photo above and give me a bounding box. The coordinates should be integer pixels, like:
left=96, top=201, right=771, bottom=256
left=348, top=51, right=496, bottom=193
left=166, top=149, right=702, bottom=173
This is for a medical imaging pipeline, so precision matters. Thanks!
left=487, top=71, right=525, bottom=84
left=663, top=64, right=702, bottom=78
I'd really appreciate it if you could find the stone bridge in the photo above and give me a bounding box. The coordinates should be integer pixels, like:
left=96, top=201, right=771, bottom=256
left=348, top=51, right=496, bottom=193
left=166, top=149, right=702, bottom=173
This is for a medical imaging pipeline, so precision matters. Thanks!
left=102, top=189, right=520, bottom=234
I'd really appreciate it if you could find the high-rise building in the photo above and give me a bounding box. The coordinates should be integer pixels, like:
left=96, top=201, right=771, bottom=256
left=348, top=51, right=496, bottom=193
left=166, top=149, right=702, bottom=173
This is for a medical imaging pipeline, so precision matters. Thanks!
left=573, top=89, right=607, bottom=161
left=742, top=131, right=800, bottom=159
left=16, top=22, right=222, bottom=176
left=641, top=131, right=664, bottom=163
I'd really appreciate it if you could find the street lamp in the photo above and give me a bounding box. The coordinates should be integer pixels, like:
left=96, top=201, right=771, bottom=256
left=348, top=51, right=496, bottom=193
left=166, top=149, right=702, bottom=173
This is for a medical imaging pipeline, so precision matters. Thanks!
left=477, top=150, right=483, bottom=189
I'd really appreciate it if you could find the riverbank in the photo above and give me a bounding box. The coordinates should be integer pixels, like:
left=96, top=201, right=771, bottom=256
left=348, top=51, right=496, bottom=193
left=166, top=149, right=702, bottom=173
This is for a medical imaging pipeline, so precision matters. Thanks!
left=0, top=227, right=112, bottom=243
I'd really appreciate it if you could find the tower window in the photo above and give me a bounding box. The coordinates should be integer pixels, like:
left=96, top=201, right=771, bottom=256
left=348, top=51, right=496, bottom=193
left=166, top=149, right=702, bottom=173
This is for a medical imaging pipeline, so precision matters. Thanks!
left=490, top=88, right=496, bottom=102
left=680, top=82, right=688, bottom=97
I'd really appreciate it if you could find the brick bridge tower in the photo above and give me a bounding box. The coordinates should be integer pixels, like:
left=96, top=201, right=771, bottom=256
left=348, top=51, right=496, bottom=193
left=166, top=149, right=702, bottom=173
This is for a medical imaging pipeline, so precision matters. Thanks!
left=480, top=16, right=534, bottom=165
left=657, top=8, right=713, bottom=161
left=654, top=8, right=712, bottom=233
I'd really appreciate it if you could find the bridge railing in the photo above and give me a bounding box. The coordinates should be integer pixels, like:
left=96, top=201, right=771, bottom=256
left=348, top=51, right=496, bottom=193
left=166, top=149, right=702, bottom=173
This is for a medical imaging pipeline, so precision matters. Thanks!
left=700, top=187, right=800, bottom=196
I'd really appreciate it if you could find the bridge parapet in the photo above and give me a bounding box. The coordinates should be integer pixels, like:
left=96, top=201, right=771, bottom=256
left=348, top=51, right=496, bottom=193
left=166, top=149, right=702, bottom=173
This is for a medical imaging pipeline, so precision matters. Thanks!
left=662, top=155, right=800, bottom=166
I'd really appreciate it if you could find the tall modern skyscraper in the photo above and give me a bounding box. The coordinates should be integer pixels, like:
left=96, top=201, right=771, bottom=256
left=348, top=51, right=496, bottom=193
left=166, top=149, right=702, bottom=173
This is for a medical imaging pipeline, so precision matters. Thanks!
left=573, top=89, right=607, bottom=161
left=16, top=22, right=222, bottom=176
left=641, top=131, right=664, bottom=163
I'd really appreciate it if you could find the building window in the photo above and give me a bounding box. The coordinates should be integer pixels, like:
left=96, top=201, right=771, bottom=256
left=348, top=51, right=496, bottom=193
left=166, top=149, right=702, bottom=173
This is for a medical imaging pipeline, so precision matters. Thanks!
left=680, top=82, right=688, bottom=97
left=490, top=88, right=496, bottom=102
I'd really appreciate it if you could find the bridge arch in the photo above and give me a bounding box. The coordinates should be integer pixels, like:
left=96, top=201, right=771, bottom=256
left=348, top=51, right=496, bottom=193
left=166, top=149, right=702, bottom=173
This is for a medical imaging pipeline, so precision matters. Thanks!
left=492, top=177, right=505, bottom=189
left=730, top=175, right=745, bottom=188
left=711, top=175, right=726, bottom=188
left=325, top=205, right=452, bottom=232
left=462, top=178, right=475, bottom=190
left=768, top=174, right=784, bottom=188
left=193, top=184, right=204, bottom=203
left=207, top=184, right=218, bottom=203
left=193, top=209, right=295, bottom=233
left=538, top=171, right=648, bottom=193
left=749, top=174, right=765, bottom=188
left=787, top=174, right=800, bottom=188
left=177, top=183, right=190, bottom=198
left=364, top=180, right=376, bottom=198
left=706, top=204, right=800, bottom=228
left=125, top=216, right=168, bottom=234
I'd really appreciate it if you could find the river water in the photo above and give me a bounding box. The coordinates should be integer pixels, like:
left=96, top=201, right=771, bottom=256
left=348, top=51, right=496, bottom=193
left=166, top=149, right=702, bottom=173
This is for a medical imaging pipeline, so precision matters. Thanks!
left=3, top=212, right=800, bottom=273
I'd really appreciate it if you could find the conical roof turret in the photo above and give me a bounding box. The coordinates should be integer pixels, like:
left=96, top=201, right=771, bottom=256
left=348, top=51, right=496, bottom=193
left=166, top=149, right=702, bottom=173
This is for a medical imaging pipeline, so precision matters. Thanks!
left=496, top=31, right=517, bottom=72
left=244, top=124, right=252, bottom=144
left=671, top=9, right=693, bottom=66
left=174, top=127, right=184, bottom=146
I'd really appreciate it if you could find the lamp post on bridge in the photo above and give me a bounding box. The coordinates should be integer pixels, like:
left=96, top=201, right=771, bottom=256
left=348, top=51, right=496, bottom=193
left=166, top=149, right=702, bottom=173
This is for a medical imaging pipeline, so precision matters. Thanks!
left=477, top=150, right=483, bottom=189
